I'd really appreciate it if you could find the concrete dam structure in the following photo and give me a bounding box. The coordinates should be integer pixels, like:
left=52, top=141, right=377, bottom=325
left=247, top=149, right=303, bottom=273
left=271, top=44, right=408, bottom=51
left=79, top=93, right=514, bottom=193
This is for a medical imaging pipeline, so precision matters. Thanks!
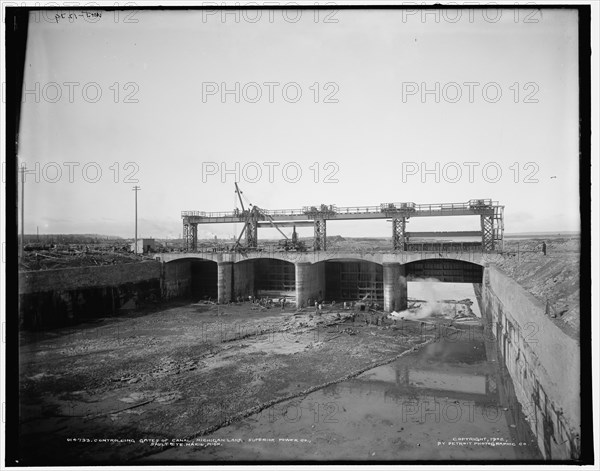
left=158, top=251, right=486, bottom=311
left=170, top=197, right=502, bottom=310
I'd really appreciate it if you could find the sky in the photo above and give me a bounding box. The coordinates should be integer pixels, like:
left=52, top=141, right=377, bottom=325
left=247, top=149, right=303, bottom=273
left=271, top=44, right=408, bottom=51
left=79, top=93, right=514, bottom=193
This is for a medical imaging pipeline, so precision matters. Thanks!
left=17, top=7, right=581, bottom=239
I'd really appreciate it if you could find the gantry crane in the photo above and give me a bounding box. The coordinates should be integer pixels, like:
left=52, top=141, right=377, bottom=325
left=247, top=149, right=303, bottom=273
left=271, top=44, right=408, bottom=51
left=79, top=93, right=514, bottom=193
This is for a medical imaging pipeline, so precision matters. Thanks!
left=181, top=193, right=504, bottom=253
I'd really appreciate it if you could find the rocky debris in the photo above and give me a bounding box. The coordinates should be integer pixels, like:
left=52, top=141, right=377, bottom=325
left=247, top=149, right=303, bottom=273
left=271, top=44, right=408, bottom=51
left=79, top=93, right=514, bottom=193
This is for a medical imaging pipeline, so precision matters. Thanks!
left=19, top=250, right=151, bottom=271
left=112, top=357, right=201, bottom=385
left=341, top=327, right=359, bottom=335
left=119, top=391, right=152, bottom=404
left=284, top=310, right=352, bottom=330
left=155, top=392, right=183, bottom=404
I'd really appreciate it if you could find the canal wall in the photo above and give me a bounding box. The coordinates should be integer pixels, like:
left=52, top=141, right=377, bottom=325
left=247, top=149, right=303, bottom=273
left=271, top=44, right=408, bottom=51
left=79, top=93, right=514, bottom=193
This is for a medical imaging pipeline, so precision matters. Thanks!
left=19, top=262, right=162, bottom=330
left=481, top=264, right=580, bottom=460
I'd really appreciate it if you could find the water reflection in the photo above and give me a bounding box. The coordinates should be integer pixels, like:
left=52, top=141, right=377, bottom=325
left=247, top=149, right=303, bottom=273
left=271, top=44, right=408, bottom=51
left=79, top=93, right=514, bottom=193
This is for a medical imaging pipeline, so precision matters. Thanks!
left=146, top=311, right=542, bottom=461
left=314, top=333, right=542, bottom=460
left=171, top=328, right=544, bottom=461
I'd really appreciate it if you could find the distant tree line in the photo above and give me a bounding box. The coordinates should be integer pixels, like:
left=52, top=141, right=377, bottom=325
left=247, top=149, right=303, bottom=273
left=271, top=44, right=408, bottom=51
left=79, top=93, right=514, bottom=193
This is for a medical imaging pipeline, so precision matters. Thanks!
left=23, top=234, right=124, bottom=245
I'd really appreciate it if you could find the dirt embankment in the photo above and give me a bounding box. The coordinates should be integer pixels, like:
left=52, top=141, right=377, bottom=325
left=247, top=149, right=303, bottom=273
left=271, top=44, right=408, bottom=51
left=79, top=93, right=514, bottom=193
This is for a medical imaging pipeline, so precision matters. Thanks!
left=19, top=251, right=151, bottom=271
left=495, top=237, right=580, bottom=337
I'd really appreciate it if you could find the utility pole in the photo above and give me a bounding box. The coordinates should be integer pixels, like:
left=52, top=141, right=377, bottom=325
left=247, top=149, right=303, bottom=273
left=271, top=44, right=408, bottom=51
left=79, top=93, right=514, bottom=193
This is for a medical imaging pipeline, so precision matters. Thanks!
left=20, top=164, right=25, bottom=258
left=132, top=186, right=141, bottom=254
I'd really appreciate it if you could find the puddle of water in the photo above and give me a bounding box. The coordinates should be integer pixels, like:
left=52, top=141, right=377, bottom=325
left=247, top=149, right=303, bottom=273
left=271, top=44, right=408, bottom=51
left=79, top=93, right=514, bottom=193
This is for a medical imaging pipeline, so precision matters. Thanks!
left=147, top=327, right=542, bottom=462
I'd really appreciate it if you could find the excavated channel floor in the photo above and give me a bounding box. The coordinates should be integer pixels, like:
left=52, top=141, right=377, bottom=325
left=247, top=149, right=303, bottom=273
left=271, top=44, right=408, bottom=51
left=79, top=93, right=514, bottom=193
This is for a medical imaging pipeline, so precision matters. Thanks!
left=18, top=293, right=541, bottom=464
left=141, top=324, right=542, bottom=461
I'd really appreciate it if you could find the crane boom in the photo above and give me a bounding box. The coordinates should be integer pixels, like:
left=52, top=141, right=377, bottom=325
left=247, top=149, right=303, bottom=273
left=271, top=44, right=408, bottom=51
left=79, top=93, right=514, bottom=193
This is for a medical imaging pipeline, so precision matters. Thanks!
left=234, top=182, right=246, bottom=212
left=232, top=183, right=295, bottom=249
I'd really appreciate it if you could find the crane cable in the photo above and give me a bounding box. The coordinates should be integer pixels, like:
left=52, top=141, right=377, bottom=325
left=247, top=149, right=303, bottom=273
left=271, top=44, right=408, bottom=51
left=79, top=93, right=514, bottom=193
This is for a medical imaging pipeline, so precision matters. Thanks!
left=236, top=184, right=291, bottom=242
left=233, top=189, right=237, bottom=240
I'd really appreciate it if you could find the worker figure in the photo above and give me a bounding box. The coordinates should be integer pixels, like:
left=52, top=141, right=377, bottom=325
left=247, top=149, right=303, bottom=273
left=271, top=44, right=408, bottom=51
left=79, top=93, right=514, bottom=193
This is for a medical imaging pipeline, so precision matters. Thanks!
left=542, top=241, right=547, bottom=255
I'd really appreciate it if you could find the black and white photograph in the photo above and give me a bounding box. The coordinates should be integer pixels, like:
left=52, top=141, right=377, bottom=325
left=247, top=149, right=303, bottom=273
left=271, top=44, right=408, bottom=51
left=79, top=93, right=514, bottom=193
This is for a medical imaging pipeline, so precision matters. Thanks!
left=2, top=1, right=597, bottom=467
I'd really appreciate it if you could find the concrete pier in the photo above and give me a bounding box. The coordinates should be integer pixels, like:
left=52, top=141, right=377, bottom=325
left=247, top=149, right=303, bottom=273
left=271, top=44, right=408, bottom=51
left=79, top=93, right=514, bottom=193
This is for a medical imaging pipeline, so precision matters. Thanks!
left=217, top=262, right=233, bottom=304
left=295, top=262, right=325, bottom=308
left=383, top=262, right=407, bottom=312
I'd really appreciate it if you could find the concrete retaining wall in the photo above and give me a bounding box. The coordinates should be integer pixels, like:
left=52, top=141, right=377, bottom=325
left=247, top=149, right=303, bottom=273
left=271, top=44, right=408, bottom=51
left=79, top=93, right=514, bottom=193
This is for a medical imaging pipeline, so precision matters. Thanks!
left=19, top=262, right=161, bottom=294
left=19, top=262, right=162, bottom=330
left=482, top=265, right=580, bottom=460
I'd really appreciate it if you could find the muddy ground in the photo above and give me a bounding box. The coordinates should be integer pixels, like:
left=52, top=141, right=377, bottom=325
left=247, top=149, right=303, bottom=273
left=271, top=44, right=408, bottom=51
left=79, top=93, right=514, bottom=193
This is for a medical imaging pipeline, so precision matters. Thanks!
left=18, top=292, right=543, bottom=464
left=19, top=301, right=449, bottom=464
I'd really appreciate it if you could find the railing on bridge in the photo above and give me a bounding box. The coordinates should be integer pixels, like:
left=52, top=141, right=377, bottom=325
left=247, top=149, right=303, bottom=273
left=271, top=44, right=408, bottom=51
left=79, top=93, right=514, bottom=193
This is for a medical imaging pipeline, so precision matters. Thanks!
left=264, top=208, right=307, bottom=216
left=405, top=242, right=483, bottom=252
left=171, top=242, right=487, bottom=256
left=182, top=208, right=306, bottom=218
left=337, top=205, right=381, bottom=214
left=182, top=199, right=498, bottom=220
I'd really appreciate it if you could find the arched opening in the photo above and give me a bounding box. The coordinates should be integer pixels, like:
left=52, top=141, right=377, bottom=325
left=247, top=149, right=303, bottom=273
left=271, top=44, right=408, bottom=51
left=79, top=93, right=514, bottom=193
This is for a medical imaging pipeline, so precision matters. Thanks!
left=254, top=259, right=295, bottom=298
left=324, top=259, right=383, bottom=303
left=405, top=259, right=483, bottom=283
left=191, top=260, right=218, bottom=300
left=164, top=258, right=217, bottom=301
left=402, top=259, right=483, bottom=319
left=233, top=258, right=296, bottom=301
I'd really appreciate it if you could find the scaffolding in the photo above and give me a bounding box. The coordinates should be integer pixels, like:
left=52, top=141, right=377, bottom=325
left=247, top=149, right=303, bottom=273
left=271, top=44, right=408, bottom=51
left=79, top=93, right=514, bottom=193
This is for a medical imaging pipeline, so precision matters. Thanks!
left=326, top=261, right=383, bottom=303
left=392, top=217, right=407, bottom=251
left=182, top=222, right=197, bottom=252
left=314, top=218, right=327, bottom=251
left=255, top=259, right=295, bottom=293
left=493, top=205, right=505, bottom=251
